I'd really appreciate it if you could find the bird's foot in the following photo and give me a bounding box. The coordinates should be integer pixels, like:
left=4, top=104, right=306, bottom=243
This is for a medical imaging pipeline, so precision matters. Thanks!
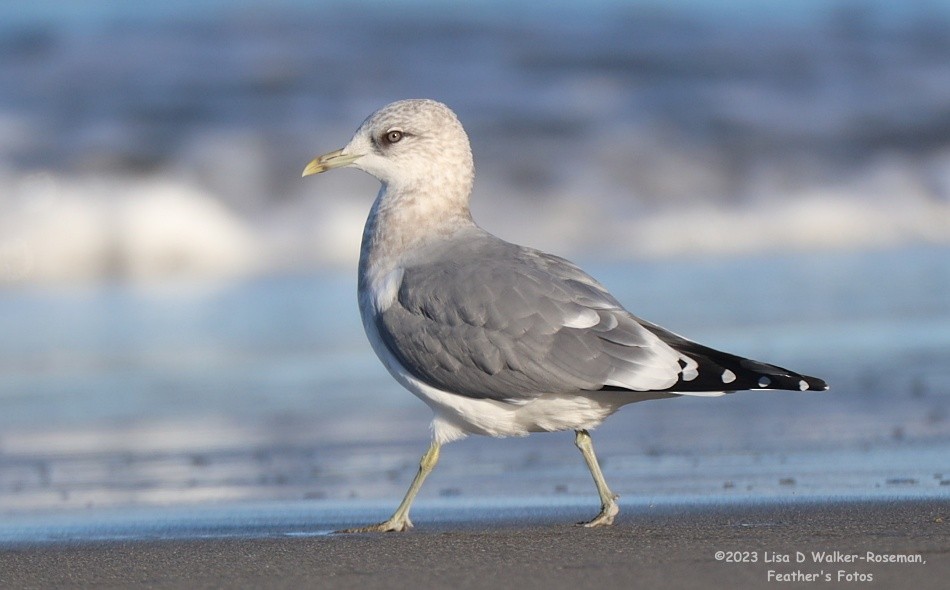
left=336, top=517, right=413, bottom=534
left=577, top=497, right=619, bottom=528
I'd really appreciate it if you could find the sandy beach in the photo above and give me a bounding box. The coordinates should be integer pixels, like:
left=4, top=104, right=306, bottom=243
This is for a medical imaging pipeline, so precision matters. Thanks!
left=1, top=498, right=946, bottom=589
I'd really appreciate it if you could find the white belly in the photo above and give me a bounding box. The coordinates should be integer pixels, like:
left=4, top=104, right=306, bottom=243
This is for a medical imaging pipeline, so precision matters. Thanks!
left=371, top=331, right=622, bottom=444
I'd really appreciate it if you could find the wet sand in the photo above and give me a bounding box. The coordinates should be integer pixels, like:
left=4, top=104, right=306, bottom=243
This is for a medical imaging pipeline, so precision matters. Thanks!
left=2, top=498, right=946, bottom=589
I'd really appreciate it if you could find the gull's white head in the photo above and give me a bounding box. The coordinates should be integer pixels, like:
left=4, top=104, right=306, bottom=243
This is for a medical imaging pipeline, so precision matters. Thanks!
left=303, top=99, right=475, bottom=202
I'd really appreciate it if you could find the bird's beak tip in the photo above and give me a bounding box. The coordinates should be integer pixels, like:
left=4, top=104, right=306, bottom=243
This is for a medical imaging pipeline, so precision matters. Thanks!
left=301, top=160, right=323, bottom=177
left=301, top=149, right=360, bottom=178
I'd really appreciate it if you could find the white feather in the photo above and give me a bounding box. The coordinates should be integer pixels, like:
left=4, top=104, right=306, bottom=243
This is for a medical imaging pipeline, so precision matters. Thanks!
left=680, top=355, right=699, bottom=381
left=722, top=369, right=737, bottom=384
left=563, top=308, right=600, bottom=329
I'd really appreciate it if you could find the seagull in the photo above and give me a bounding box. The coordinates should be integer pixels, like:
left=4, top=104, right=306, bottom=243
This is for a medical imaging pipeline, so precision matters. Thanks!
left=302, top=99, right=827, bottom=532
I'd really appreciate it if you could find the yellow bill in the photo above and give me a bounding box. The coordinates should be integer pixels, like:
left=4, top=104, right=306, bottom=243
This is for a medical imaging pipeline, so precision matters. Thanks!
left=301, top=149, right=362, bottom=177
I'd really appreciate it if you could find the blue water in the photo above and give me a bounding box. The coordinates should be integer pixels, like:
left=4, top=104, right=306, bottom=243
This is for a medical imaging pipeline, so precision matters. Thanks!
left=1, top=0, right=949, bottom=283
left=0, top=247, right=947, bottom=515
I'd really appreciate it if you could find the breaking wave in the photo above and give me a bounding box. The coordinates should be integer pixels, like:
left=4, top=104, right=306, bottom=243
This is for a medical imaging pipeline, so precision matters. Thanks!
left=1, top=0, right=949, bottom=284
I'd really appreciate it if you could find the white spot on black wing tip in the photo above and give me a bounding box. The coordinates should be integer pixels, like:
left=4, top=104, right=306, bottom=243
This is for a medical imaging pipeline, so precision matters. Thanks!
left=758, top=376, right=771, bottom=388
left=679, top=356, right=699, bottom=382
left=721, top=369, right=736, bottom=384
left=799, top=379, right=808, bottom=391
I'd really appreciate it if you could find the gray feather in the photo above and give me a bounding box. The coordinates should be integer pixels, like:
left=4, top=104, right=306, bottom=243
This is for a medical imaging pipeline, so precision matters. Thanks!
left=375, top=230, right=680, bottom=401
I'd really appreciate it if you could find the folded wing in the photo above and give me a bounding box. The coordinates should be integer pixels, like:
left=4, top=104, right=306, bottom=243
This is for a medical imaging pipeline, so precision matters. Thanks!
left=375, top=231, right=826, bottom=403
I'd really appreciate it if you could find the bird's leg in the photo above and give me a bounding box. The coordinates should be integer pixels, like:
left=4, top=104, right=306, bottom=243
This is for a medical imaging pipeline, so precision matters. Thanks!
left=337, top=440, right=441, bottom=533
left=574, top=429, right=619, bottom=527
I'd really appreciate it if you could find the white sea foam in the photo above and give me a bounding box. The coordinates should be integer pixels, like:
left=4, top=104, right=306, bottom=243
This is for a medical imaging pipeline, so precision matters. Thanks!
left=477, top=154, right=950, bottom=262
left=1, top=1, right=948, bottom=284
left=1, top=156, right=947, bottom=285
left=0, top=172, right=260, bottom=284
left=621, top=188, right=950, bottom=259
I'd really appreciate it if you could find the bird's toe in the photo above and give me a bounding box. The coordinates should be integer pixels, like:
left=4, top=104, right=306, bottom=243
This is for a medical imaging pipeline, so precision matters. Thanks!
left=336, top=517, right=413, bottom=533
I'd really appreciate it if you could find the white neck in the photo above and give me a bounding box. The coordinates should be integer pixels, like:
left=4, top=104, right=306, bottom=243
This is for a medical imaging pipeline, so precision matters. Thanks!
left=358, top=184, right=474, bottom=291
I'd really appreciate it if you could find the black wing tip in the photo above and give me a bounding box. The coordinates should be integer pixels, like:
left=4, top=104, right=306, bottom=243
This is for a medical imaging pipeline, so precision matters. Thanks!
left=639, top=321, right=829, bottom=394
left=600, top=372, right=829, bottom=394
left=746, top=371, right=828, bottom=392
left=802, top=375, right=829, bottom=392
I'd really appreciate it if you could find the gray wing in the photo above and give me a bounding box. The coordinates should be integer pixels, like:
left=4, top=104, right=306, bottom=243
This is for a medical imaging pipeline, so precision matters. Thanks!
left=375, top=234, right=684, bottom=401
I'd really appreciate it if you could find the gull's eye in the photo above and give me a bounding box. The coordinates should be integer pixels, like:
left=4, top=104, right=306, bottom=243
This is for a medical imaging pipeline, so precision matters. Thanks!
left=383, top=129, right=404, bottom=145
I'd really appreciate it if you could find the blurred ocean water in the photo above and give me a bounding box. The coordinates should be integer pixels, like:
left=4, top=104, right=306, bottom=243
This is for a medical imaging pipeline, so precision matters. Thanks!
left=0, top=1, right=948, bottom=514
left=1, top=0, right=949, bottom=282
left=0, top=247, right=947, bottom=511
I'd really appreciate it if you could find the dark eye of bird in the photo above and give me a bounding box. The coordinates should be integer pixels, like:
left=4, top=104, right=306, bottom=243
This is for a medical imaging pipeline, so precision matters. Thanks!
left=384, top=130, right=403, bottom=145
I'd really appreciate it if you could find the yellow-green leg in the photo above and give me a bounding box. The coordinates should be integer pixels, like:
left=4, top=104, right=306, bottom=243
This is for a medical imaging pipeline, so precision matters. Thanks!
left=338, top=440, right=441, bottom=533
left=574, top=429, right=619, bottom=527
